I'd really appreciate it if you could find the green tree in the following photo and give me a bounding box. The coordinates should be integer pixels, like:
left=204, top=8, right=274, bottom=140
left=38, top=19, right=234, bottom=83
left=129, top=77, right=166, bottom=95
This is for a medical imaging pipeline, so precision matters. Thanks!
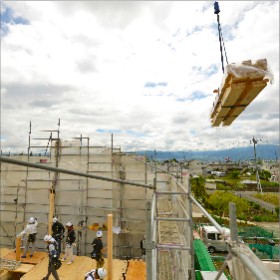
left=191, top=176, right=207, bottom=203
left=228, top=170, right=240, bottom=179
left=258, top=169, right=271, bottom=180
left=206, top=191, right=250, bottom=217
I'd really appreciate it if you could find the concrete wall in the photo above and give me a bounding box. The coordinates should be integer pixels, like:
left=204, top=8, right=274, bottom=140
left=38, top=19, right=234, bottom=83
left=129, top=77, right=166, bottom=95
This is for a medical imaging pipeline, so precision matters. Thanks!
left=0, top=144, right=156, bottom=258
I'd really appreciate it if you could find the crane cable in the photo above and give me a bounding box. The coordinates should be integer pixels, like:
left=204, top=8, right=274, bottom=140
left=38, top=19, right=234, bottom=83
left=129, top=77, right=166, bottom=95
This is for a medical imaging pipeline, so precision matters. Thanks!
left=214, top=1, right=229, bottom=73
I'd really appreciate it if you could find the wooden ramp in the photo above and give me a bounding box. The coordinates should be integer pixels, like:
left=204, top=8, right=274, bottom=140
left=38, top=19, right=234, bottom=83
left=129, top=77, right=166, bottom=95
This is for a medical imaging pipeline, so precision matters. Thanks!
left=210, top=59, right=272, bottom=127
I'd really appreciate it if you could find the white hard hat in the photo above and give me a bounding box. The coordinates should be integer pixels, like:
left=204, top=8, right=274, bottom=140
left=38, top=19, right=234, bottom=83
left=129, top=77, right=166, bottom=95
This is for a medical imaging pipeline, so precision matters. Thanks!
left=66, top=221, right=73, bottom=227
left=96, top=230, right=103, bottom=237
left=44, top=235, right=52, bottom=242
left=97, top=268, right=107, bottom=279
left=28, top=217, right=35, bottom=224
left=53, top=217, right=58, bottom=223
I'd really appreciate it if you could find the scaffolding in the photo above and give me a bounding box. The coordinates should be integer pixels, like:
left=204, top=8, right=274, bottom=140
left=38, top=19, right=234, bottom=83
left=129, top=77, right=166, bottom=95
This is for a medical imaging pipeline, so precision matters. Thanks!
left=0, top=123, right=155, bottom=259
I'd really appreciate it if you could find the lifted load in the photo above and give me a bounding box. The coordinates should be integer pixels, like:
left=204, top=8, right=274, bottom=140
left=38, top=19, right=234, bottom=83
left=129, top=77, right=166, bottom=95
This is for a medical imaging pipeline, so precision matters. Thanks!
left=210, top=58, right=273, bottom=127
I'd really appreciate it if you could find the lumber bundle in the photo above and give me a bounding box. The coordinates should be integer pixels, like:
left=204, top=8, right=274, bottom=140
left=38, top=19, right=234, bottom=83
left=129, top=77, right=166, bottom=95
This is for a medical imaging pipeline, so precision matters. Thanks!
left=210, top=59, right=273, bottom=127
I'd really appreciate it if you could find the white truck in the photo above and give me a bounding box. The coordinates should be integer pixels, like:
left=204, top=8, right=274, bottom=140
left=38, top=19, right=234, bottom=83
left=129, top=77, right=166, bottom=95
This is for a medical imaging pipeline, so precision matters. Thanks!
left=199, top=225, right=230, bottom=253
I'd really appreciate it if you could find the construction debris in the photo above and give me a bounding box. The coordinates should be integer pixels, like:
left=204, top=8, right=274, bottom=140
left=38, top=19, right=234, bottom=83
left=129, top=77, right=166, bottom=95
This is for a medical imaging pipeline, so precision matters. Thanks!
left=0, top=258, right=21, bottom=271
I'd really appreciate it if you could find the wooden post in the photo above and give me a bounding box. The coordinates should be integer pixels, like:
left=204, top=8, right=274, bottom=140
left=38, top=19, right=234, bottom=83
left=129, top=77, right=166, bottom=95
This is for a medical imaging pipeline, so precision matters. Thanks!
left=16, top=237, right=21, bottom=261
left=107, top=214, right=113, bottom=280
left=48, top=189, right=55, bottom=235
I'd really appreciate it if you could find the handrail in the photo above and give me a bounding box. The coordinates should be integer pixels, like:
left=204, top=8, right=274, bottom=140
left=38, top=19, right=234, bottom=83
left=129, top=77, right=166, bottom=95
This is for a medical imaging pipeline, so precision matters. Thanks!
left=190, top=194, right=224, bottom=234
left=0, top=156, right=154, bottom=189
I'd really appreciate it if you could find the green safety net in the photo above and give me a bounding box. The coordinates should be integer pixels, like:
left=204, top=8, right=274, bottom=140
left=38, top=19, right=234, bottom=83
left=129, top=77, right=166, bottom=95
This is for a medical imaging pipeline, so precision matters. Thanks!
left=194, top=239, right=217, bottom=271
left=249, top=243, right=280, bottom=260
left=194, top=239, right=232, bottom=280
left=195, top=270, right=202, bottom=280
left=238, top=226, right=274, bottom=239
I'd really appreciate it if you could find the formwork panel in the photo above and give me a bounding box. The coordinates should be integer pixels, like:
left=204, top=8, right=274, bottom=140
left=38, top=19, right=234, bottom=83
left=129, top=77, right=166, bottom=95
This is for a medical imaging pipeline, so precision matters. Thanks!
left=0, top=143, right=153, bottom=258
left=122, top=186, right=147, bottom=199
left=25, top=190, right=49, bottom=204
left=24, top=170, right=51, bottom=181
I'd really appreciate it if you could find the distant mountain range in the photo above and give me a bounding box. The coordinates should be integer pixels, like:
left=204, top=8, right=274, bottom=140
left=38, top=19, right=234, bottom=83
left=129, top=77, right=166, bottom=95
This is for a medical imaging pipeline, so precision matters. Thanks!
left=131, top=144, right=279, bottom=162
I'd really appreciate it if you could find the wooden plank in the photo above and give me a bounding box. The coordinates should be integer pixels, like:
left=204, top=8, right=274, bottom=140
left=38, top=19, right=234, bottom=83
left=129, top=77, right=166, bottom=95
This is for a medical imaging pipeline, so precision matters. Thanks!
left=3, top=251, right=48, bottom=265
left=21, top=256, right=128, bottom=280
left=107, top=214, right=113, bottom=280
left=126, top=260, right=146, bottom=280
left=16, top=238, right=21, bottom=261
left=221, top=82, right=246, bottom=107
left=48, top=190, right=55, bottom=235
left=222, top=116, right=237, bottom=126
left=222, top=80, right=268, bottom=126
left=9, top=264, right=34, bottom=273
left=216, top=105, right=231, bottom=118
left=211, top=116, right=223, bottom=127
left=212, top=82, right=245, bottom=124
left=211, top=58, right=270, bottom=127
left=238, top=80, right=267, bottom=105
left=212, top=79, right=268, bottom=126
left=0, top=270, right=10, bottom=280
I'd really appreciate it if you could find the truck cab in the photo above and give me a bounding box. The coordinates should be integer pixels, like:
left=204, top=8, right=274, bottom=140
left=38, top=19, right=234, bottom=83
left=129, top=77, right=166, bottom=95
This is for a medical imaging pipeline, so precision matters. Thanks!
left=199, top=225, right=230, bottom=253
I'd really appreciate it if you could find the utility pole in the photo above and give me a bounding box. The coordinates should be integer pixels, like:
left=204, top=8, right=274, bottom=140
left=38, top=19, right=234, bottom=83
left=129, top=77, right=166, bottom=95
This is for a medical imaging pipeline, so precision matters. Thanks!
left=252, top=136, right=262, bottom=193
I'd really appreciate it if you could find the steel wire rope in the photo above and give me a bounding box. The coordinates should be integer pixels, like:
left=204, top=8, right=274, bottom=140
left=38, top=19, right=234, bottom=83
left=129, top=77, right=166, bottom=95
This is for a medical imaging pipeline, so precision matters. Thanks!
left=214, top=1, right=229, bottom=73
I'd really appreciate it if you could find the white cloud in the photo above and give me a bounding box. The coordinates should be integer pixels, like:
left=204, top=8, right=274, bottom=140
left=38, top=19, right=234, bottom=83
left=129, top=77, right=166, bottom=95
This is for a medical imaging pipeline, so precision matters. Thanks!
left=1, top=1, right=279, bottom=153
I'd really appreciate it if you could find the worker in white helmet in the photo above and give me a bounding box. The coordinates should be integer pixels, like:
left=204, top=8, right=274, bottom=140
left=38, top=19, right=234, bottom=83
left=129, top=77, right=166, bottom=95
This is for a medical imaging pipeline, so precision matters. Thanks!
left=84, top=268, right=107, bottom=280
left=91, top=230, right=105, bottom=268
left=42, top=235, right=61, bottom=280
left=17, top=217, right=38, bottom=258
left=61, top=221, right=76, bottom=265
left=52, top=217, right=65, bottom=257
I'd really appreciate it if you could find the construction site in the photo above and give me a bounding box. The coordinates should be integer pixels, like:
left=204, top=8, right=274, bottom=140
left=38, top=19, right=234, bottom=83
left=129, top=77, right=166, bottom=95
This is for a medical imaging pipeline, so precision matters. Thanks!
left=0, top=123, right=279, bottom=280
left=0, top=124, right=193, bottom=279
left=1, top=0, right=278, bottom=278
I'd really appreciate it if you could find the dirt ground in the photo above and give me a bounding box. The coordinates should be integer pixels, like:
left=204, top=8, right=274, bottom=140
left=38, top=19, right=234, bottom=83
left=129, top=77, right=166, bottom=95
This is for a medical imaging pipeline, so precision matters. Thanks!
left=253, top=222, right=280, bottom=238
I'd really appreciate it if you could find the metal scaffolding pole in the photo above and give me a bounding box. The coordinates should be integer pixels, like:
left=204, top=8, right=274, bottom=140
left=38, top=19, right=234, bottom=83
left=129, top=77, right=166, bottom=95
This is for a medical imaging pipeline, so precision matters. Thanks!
left=0, top=156, right=155, bottom=189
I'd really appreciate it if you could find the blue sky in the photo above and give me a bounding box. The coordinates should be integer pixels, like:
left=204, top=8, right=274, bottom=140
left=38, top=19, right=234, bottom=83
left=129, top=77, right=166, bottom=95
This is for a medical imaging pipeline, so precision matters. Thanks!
left=1, top=1, right=279, bottom=153
left=1, top=3, right=29, bottom=36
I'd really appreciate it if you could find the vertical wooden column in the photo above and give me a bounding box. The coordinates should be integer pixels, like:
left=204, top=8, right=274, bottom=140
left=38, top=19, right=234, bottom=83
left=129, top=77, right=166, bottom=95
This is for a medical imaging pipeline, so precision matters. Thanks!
left=48, top=189, right=55, bottom=235
left=16, top=237, right=21, bottom=261
left=145, top=201, right=152, bottom=280
left=107, top=214, right=113, bottom=280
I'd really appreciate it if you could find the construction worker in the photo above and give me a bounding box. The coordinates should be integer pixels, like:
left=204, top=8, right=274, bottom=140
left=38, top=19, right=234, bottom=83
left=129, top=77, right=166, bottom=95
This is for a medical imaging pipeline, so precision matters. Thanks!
left=52, top=217, right=65, bottom=257
left=42, top=235, right=61, bottom=280
left=91, top=230, right=105, bottom=268
left=17, top=217, right=38, bottom=258
left=84, top=268, right=107, bottom=280
left=140, top=234, right=146, bottom=258
left=61, top=221, right=76, bottom=264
